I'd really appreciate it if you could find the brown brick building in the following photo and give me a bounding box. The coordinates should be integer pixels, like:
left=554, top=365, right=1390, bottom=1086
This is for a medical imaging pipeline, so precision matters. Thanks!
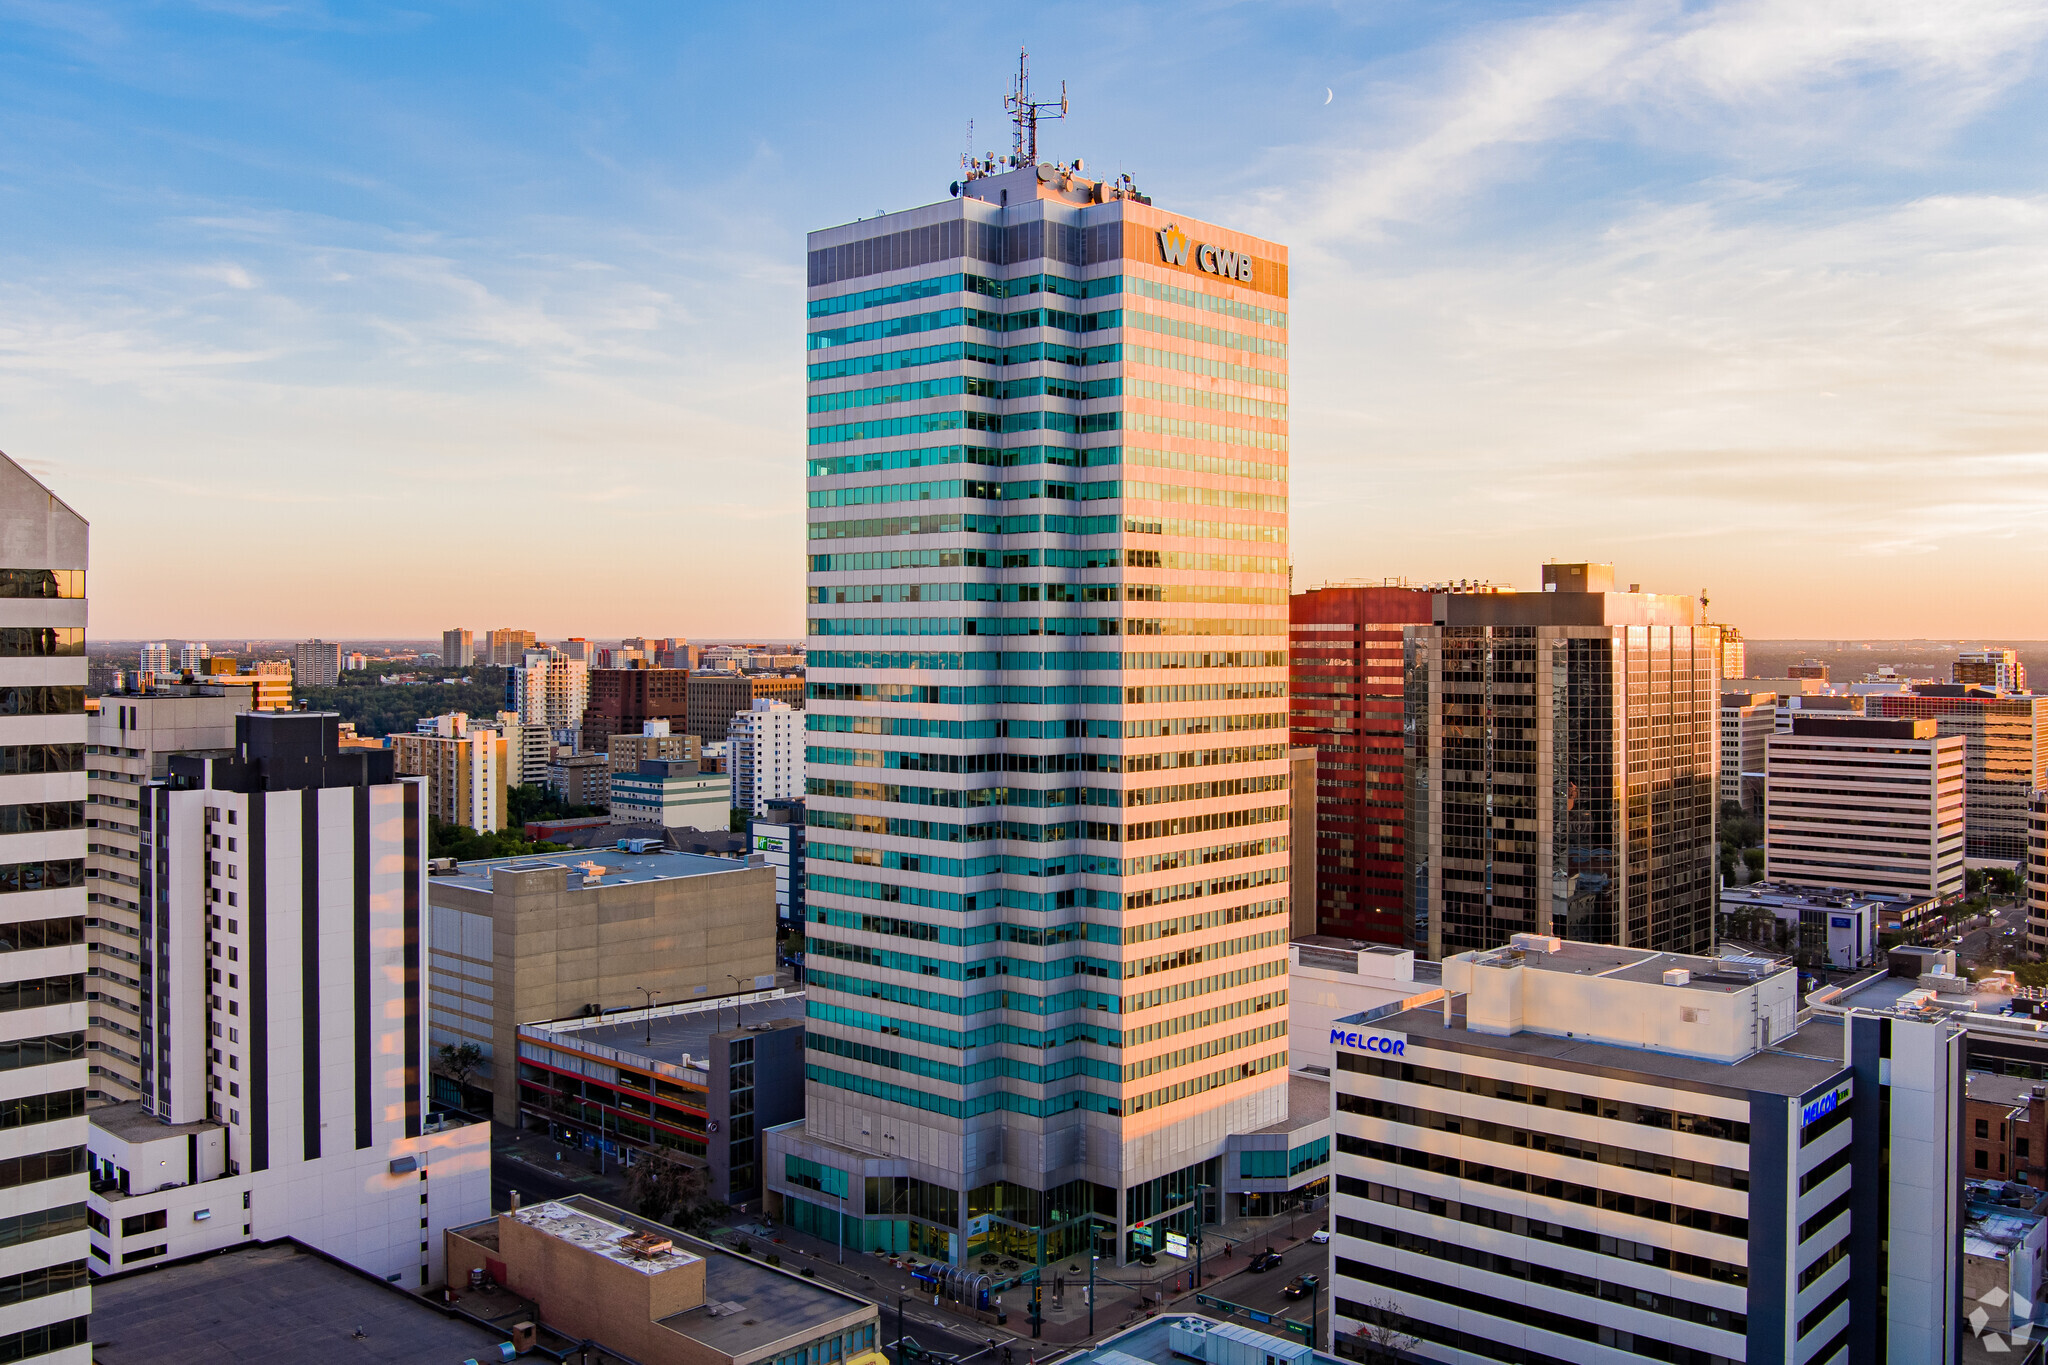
left=1965, top=1071, right=2046, bottom=1184
left=581, top=667, right=689, bottom=751
left=686, top=673, right=803, bottom=747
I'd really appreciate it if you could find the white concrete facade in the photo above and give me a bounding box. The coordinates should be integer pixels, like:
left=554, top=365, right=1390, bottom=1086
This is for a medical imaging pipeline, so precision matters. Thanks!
left=1765, top=717, right=1966, bottom=903
left=728, top=699, right=804, bottom=818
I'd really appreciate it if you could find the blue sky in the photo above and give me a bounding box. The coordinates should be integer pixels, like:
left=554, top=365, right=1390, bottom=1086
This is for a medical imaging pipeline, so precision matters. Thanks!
left=5, top=1, right=2047, bottom=639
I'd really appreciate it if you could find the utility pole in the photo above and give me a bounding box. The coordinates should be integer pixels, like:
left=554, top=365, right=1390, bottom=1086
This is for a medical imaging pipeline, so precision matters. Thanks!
left=896, top=1294, right=907, bottom=1364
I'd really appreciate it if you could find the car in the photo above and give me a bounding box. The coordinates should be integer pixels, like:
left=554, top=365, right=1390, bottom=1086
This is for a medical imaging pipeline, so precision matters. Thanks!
left=1282, top=1274, right=1320, bottom=1301
left=1310, top=1228, right=1330, bottom=1244
left=1248, top=1250, right=1283, bottom=1273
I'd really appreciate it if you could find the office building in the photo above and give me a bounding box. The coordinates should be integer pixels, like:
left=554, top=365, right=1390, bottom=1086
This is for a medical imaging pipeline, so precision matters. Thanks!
left=1865, top=685, right=2048, bottom=861
left=727, top=699, right=804, bottom=818
left=1962, top=1072, right=2044, bottom=1185
left=446, top=1197, right=878, bottom=1365
left=1291, top=584, right=1433, bottom=944
left=1289, top=745, right=1316, bottom=938
left=609, top=760, right=730, bottom=829
left=483, top=628, right=538, bottom=667
left=440, top=628, right=473, bottom=669
left=1715, top=882, right=1878, bottom=968
left=1788, top=660, right=1831, bottom=682
left=547, top=752, right=611, bottom=808
left=391, top=712, right=506, bottom=832
left=1956, top=648, right=2028, bottom=693
left=0, top=454, right=92, bottom=1363
left=1718, top=623, right=1747, bottom=680
left=86, top=688, right=241, bottom=1105
left=175, top=643, right=208, bottom=673
left=1329, top=936, right=1964, bottom=1364
left=515, top=993, right=805, bottom=1204
left=1720, top=689, right=1777, bottom=814
left=1774, top=690, right=1863, bottom=733
left=510, top=648, right=588, bottom=738
left=423, top=845, right=775, bottom=1124
left=773, top=141, right=1292, bottom=1269
left=748, top=800, right=805, bottom=931
left=686, top=673, right=801, bottom=749
left=557, top=636, right=593, bottom=664
left=291, top=639, right=342, bottom=688
left=583, top=666, right=691, bottom=752
left=85, top=711, right=490, bottom=1289
left=1765, top=716, right=1965, bottom=903
left=2029, top=789, right=2048, bottom=956
left=1405, top=563, right=1721, bottom=959
left=606, top=719, right=700, bottom=777
left=136, top=643, right=170, bottom=677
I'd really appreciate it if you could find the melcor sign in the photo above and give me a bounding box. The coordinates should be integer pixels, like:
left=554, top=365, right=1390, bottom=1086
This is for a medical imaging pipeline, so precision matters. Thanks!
left=1158, top=225, right=1254, bottom=284
left=1330, top=1027, right=1408, bottom=1058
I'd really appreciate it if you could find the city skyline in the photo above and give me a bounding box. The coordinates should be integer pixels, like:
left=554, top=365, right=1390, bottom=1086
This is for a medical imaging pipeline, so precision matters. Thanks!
left=6, top=4, right=2048, bottom=639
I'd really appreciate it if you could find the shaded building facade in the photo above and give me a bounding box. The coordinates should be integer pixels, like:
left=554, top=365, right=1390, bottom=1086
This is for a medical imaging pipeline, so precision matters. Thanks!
left=1865, top=685, right=2046, bottom=862
left=582, top=666, right=691, bottom=752
left=1291, top=585, right=1433, bottom=945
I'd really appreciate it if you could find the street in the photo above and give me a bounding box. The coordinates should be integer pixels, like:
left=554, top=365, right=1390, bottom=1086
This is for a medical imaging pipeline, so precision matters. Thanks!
left=1175, top=1237, right=1326, bottom=1330
left=1956, top=897, right=2028, bottom=966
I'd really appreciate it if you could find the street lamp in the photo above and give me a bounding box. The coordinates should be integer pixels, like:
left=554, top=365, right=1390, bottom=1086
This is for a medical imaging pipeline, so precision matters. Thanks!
left=636, top=986, right=659, bottom=1044
left=838, top=1187, right=847, bottom=1265
left=728, top=973, right=745, bottom=1033
left=1193, top=1182, right=1212, bottom=1291
left=1087, top=1227, right=1107, bottom=1337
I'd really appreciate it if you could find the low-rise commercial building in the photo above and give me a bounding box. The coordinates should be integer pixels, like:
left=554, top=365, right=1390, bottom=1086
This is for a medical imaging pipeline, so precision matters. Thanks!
left=517, top=992, right=804, bottom=1205
left=1329, top=936, right=1966, bottom=1364
left=1963, top=1187, right=2045, bottom=1356
left=424, top=846, right=776, bottom=1124
left=611, top=760, right=732, bottom=829
left=446, top=1196, right=879, bottom=1365
left=1765, top=716, right=1966, bottom=904
left=1717, top=883, right=1881, bottom=968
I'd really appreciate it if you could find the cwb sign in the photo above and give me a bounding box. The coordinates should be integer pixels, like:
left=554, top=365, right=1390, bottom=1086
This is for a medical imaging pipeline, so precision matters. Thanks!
left=1158, top=225, right=1254, bottom=284
left=1330, top=1027, right=1407, bottom=1057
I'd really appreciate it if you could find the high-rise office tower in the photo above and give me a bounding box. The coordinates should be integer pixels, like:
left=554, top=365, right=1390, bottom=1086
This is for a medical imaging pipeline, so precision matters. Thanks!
left=1405, top=564, right=1720, bottom=958
left=1764, top=716, right=1965, bottom=903
left=0, top=454, right=92, bottom=1363
left=1291, top=585, right=1433, bottom=945
left=84, top=712, right=490, bottom=1284
left=1865, top=685, right=2046, bottom=861
left=768, top=123, right=1291, bottom=1268
left=440, top=628, right=473, bottom=669
left=291, top=639, right=342, bottom=688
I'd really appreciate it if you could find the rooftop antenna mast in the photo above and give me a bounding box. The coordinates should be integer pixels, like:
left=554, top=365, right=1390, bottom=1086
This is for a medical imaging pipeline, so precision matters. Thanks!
left=1005, top=46, right=1067, bottom=168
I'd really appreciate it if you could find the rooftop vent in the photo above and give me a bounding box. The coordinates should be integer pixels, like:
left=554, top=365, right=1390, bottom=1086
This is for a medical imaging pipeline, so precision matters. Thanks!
left=1663, top=968, right=1691, bottom=987
left=617, top=1231, right=673, bottom=1259
left=1509, top=933, right=1562, bottom=954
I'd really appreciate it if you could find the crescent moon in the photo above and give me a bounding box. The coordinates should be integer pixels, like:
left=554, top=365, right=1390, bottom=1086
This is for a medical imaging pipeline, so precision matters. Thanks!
left=1324, top=87, right=1333, bottom=105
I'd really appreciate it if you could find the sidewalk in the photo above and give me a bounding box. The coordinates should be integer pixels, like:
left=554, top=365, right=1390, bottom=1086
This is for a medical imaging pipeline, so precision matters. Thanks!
left=493, top=1124, right=637, bottom=1205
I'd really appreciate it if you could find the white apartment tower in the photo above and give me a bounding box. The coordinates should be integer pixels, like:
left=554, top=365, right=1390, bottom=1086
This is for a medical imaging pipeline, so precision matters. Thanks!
left=85, top=712, right=489, bottom=1285
left=727, top=699, right=804, bottom=818
left=291, top=639, right=342, bottom=688
left=510, top=649, right=588, bottom=742
left=0, top=454, right=92, bottom=1363
left=135, top=644, right=170, bottom=678
left=770, top=122, right=1292, bottom=1269
left=175, top=643, right=209, bottom=674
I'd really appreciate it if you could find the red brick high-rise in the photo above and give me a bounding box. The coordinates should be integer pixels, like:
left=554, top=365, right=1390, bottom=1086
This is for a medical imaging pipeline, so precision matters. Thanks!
left=1291, top=585, right=1434, bottom=945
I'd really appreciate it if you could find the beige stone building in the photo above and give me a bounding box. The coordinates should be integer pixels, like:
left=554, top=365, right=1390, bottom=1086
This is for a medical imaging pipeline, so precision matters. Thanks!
left=607, top=720, right=700, bottom=775
left=425, top=845, right=776, bottom=1123
left=392, top=712, right=507, bottom=831
left=86, top=687, right=240, bottom=1104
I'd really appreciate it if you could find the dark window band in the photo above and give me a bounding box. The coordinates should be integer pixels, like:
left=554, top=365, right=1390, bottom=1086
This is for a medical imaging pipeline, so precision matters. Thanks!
left=0, top=918, right=82, bottom=953
left=0, top=804, right=82, bottom=836
left=0, top=1033, right=84, bottom=1072
left=0, top=630, right=81, bottom=660
left=0, top=689, right=82, bottom=718
left=0, top=862, right=83, bottom=895
left=0, top=745, right=81, bottom=777
left=0, top=1145, right=85, bottom=1190
left=0, top=571, right=82, bottom=600
left=1338, top=1051, right=1751, bottom=1142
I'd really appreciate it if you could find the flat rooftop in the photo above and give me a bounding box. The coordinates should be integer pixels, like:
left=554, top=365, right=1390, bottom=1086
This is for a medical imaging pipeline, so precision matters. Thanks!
left=558, top=1197, right=872, bottom=1355
left=1066, top=1315, right=1341, bottom=1365
left=1248, top=1075, right=1330, bottom=1138
left=89, top=1099, right=220, bottom=1145
left=89, top=1240, right=511, bottom=1364
left=1376, top=997, right=1847, bottom=1098
left=438, top=845, right=750, bottom=892
left=540, top=993, right=807, bottom=1070
left=513, top=1199, right=705, bottom=1277
left=1465, top=939, right=1792, bottom=994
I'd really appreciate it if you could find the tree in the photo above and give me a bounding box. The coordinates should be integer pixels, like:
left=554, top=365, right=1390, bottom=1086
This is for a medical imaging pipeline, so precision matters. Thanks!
left=436, top=1042, right=484, bottom=1099
left=427, top=815, right=567, bottom=862
left=627, top=1152, right=712, bottom=1226
left=1345, top=1297, right=1418, bottom=1363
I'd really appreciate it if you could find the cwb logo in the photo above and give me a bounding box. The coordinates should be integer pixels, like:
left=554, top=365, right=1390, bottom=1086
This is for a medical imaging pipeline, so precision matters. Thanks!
left=1158, top=225, right=1254, bottom=283
left=1330, top=1028, right=1406, bottom=1057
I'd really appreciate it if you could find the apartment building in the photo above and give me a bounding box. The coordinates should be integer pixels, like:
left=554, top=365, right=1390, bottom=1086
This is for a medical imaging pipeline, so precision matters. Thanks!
left=1406, top=564, right=1721, bottom=958
left=1719, top=624, right=1746, bottom=680
left=1720, top=689, right=1777, bottom=814
left=1329, top=936, right=1964, bottom=1364
left=1955, top=648, right=2027, bottom=693
left=686, top=673, right=802, bottom=750
left=1290, top=585, right=1432, bottom=945
left=1765, top=716, right=1966, bottom=904
left=84, top=712, right=490, bottom=1287
left=290, top=639, right=342, bottom=688
left=483, top=628, right=538, bottom=667
left=135, top=644, right=170, bottom=678
left=0, top=454, right=93, bottom=1363
left=175, top=643, right=208, bottom=673
left=1865, top=685, right=2048, bottom=861
left=510, top=648, right=588, bottom=741
left=439, top=628, right=473, bottom=669
left=605, top=719, right=700, bottom=777
left=727, top=699, right=803, bottom=819
left=391, top=712, right=506, bottom=832
left=86, top=689, right=239, bottom=1105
